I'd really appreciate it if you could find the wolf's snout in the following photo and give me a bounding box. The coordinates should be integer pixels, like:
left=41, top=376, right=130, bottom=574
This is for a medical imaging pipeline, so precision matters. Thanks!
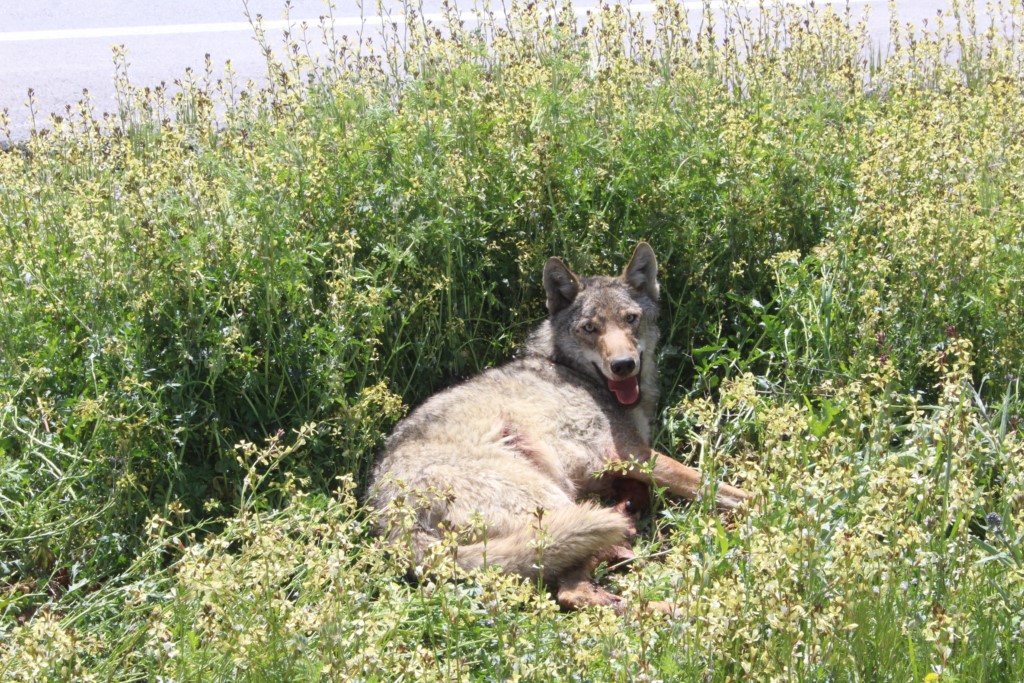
left=609, top=357, right=637, bottom=377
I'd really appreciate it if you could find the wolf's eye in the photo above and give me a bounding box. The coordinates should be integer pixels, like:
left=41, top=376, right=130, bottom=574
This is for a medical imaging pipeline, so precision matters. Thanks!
left=582, top=322, right=598, bottom=334
left=624, top=313, right=639, bottom=325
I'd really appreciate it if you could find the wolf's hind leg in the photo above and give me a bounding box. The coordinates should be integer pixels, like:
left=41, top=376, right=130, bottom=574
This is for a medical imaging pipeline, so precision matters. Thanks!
left=556, top=567, right=677, bottom=616
left=556, top=567, right=626, bottom=614
left=439, top=502, right=630, bottom=581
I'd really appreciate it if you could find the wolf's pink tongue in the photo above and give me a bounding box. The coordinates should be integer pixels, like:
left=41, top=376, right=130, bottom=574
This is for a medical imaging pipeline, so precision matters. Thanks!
left=607, top=376, right=640, bottom=406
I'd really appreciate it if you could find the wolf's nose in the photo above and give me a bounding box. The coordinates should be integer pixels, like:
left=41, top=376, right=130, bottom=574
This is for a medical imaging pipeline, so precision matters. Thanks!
left=610, top=357, right=637, bottom=377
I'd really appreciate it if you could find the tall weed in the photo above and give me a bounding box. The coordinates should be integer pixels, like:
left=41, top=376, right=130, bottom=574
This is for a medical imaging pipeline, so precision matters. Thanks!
left=1, top=0, right=1023, bottom=679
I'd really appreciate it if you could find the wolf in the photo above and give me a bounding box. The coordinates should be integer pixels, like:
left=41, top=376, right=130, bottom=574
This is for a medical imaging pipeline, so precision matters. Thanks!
left=368, top=242, right=747, bottom=613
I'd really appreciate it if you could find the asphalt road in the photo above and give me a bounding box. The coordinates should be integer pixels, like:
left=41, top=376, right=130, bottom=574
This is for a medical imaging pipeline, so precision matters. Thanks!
left=2, top=1, right=953, bottom=140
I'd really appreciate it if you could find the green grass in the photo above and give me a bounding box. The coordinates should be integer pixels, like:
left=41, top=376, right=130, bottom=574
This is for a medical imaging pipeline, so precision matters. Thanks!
left=2, top=0, right=1024, bottom=680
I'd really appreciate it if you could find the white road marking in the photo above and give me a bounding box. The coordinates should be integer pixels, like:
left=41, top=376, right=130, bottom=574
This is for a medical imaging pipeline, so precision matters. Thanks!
left=0, top=19, right=342, bottom=43
left=0, top=1, right=880, bottom=43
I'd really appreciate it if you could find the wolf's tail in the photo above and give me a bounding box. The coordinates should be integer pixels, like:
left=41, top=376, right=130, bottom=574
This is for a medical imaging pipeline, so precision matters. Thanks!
left=411, top=503, right=629, bottom=580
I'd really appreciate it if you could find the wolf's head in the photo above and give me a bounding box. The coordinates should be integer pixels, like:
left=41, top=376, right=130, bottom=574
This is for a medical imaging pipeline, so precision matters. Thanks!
left=527, top=242, right=661, bottom=410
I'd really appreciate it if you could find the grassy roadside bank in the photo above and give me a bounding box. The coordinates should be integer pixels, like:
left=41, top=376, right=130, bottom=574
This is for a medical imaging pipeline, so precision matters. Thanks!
left=2, top=1, right=1023, bottom=679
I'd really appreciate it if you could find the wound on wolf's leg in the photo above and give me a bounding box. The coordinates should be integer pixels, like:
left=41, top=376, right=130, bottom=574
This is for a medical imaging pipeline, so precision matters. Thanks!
left=611, top=478, right=651, bottom=519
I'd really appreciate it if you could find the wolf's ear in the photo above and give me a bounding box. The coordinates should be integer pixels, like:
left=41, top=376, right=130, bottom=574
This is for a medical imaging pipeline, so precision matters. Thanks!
left=624, top=242, right=659, bottom=300
left=543, top=256, right=582, bottom=314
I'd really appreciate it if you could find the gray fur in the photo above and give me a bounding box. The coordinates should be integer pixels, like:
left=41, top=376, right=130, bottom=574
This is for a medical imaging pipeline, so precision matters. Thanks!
left=368, top=243, right=662, bottom=585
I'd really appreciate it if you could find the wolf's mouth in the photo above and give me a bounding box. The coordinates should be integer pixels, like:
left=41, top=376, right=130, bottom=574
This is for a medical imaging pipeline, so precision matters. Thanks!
left=595, top=357, right=642, bottom=406
left=606, top=376, right=640, bottom=406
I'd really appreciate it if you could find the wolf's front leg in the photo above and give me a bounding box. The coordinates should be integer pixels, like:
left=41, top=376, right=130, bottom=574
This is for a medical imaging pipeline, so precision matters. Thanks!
left=627, top=452, right=748, bottom=511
